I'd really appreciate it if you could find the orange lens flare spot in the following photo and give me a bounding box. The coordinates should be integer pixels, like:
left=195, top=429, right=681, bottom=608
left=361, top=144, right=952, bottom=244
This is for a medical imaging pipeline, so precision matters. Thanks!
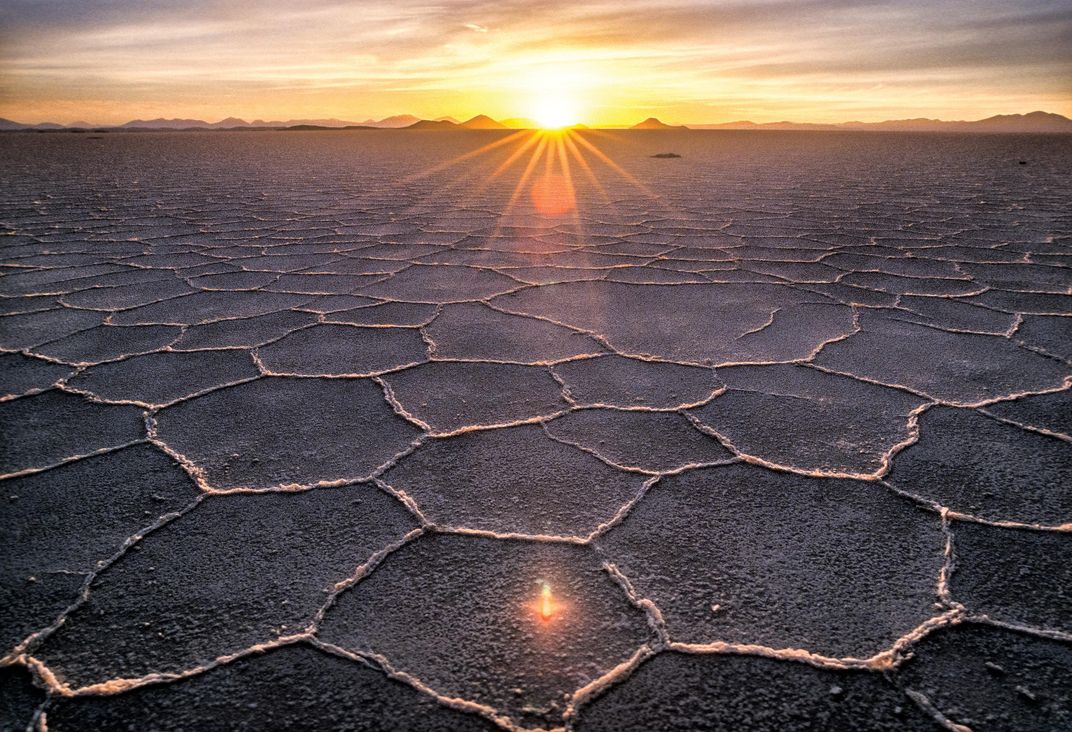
left=536, top=580, right=556, bottom=621
left=531, top=173, right=574, bottom=216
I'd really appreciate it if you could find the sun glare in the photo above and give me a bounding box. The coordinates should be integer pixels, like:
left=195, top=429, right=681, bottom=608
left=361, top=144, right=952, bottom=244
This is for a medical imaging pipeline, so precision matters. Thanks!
left=533, top=93, right=579, bottom=129
left=521, top=66, right=589, bottom=129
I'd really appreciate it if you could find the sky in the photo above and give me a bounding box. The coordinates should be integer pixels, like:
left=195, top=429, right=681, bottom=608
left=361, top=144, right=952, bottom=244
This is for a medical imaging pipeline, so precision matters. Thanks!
left=1, top=0, right=1070, bottom=126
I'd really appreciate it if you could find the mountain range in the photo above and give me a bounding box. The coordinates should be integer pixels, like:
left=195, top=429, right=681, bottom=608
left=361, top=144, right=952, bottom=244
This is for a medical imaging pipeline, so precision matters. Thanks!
left=0, top=114, right=454, bottom=131
left=1, top=111, right=1069, bottom=133
left=685, top=111, right=1072, bottom=133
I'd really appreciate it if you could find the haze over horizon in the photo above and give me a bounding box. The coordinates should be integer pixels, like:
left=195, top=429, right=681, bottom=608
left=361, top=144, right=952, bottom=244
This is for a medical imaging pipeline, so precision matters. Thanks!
left=1, top=0, right=1070, bottom=127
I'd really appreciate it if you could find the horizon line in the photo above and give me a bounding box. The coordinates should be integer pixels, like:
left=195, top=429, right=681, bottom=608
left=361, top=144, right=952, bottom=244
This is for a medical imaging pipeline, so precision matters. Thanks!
left=3, top=109, right=1071, bottom=133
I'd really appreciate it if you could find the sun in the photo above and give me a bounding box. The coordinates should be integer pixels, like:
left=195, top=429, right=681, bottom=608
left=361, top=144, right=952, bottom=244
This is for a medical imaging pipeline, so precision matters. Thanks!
left=517, top=63, right=593, bottom=128
left=533, top=93, right=579, bottom=129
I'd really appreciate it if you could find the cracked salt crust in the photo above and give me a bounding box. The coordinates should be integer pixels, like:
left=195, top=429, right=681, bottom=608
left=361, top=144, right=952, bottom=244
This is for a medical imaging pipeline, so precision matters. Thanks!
left=0, top=129, right=1069, bottom=731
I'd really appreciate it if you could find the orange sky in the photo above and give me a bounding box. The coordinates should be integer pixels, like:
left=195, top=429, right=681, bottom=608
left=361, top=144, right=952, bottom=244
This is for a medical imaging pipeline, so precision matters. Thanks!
left=1, top=0, right=1070, bottom=126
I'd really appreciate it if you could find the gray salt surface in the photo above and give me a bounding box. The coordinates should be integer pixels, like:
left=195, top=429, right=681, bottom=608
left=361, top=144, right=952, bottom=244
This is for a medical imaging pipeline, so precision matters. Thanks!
left=171, top=310, right=317, bottom=350
left=689, top=364, right=926, bottom=475
left=553, top=354, right=723, bottom=408
left=1, top=130, right=1069, bottom=730
left=0, top=353, right=72, bottom=398
left=888, top=407, right=1070, bottom=524
left=45, top=644, right=498, bottom=731
left=256, top=322, right=428, bottom=375
left=545, top=409, right=733, bottom=473
left=153, top=377, right=422, bottom=489
left=949, top=522, right=1071, bottom=632
left=31, top=323, right=182, bottom=364
left=425, top=302, right=606, bottom=363
left=319, top=534, right=651, bottom=728
left=0, top=445, right=199, bottom=651
left=0, top=390, right=145, bottom=475
left=984, top=388, right=1072, bottom=437
left=598, top=463, right=945, bottom=657
left=815, top=312, right=1069, bottom=405
left=35, top=484, right=417, bottom=687
left=382, top=361, right=568, bottom=432
left=0, top=666, right=44, bottom=732
left=66, top=349, right=259, bottom=405
left=896, top=623, right=1072, bottom=731
left=577, top=652, right=941, bottom=731
left=382, top=424, right=645, bottom=536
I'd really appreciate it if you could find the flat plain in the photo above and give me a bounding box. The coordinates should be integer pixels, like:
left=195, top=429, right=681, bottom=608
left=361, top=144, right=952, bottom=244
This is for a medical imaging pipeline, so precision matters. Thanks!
left=1, top=129, right=1070, bottom=731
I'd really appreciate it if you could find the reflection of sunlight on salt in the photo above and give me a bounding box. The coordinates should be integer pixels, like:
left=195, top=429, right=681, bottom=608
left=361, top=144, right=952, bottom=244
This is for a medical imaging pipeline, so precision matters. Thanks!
left=534, top=579, right=560, bottom=622
left=541, top=581, right=553, bottom=619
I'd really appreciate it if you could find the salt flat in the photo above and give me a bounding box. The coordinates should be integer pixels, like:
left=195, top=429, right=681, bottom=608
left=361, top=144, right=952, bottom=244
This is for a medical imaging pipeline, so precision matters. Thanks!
left=1, top=129, right=1070, bottom=731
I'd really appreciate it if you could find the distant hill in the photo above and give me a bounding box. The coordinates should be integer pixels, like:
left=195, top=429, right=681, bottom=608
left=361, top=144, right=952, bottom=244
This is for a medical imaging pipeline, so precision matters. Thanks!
left=283, top=124, right=376, bottom=131
left=631, top=117, right=687, bottom=130
left=866, top=111, right=1072, bottom=132
left=459, top=114, right=507, bottom=129
left=0, top=117, right=30, bottom=130
left=690, top=120, right=835, bottom=130
left=690, top=111, right=1072, bottom=133
left=120, top=118, right=218, bottom=129
left=405, top=119, right=459, bottom=130
left=3, top=110, right=1069, bottom=133
left=244, top=117, right=351, bottom=128
left=360, top=114, right=421, bottom=128
left=120, top=116, right=407, bottom=129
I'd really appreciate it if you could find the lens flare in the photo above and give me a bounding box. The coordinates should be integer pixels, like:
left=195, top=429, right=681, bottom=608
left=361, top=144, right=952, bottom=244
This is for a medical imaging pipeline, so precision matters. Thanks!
left=404, top=127, right=662, bottom=239
left=531, top=172, right=573, bottom=216
left=538, top=580, right=554, bottom=620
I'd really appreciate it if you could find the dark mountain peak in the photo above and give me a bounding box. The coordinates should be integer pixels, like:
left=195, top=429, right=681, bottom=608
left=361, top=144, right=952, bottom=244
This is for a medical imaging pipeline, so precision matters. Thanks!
left=632, top=117, right=686, bottom=130
left=120, top=118, right=210, bottom=129
left=459, top=114, right=507, bottom=129
left=211, top=117, right=250, bottom=128
left=370, top=114, right=421, bottom=128
left=405, top=119, right=459, bottom=130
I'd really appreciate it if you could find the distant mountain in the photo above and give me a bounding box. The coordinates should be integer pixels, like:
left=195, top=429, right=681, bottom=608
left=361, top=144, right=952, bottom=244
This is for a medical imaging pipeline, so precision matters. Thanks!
left=283, top=124, right=376, bottom=131
left=631, top=117, right=687, bottom=130
left=359, top=114, right=421, bottom=128
left=248, top=118, right=354, bottom=127
left=690, top=120, right=837, bottom=130
left=690, top=111, right=1072, bottom=133
left=405, top=119, right=459, bottom=130
left=122, top=116, right=371, bottom=129
left=0, top=117, right=65, bottom=130
left=459, top=114, right=507, bottom=129
left=967, top=111, right=1072, bottom=132
left=3, top=110, right=1069, bottom=133
left=120, top=118, right=214, bottom=129
left=862, top=111, right=1072, bottom=132
left=213, top=117, right=249, bottom=128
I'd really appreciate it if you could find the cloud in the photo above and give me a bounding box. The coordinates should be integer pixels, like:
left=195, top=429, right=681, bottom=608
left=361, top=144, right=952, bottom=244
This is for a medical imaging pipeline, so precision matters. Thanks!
left=1, top=0, right=1069, bottom=124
